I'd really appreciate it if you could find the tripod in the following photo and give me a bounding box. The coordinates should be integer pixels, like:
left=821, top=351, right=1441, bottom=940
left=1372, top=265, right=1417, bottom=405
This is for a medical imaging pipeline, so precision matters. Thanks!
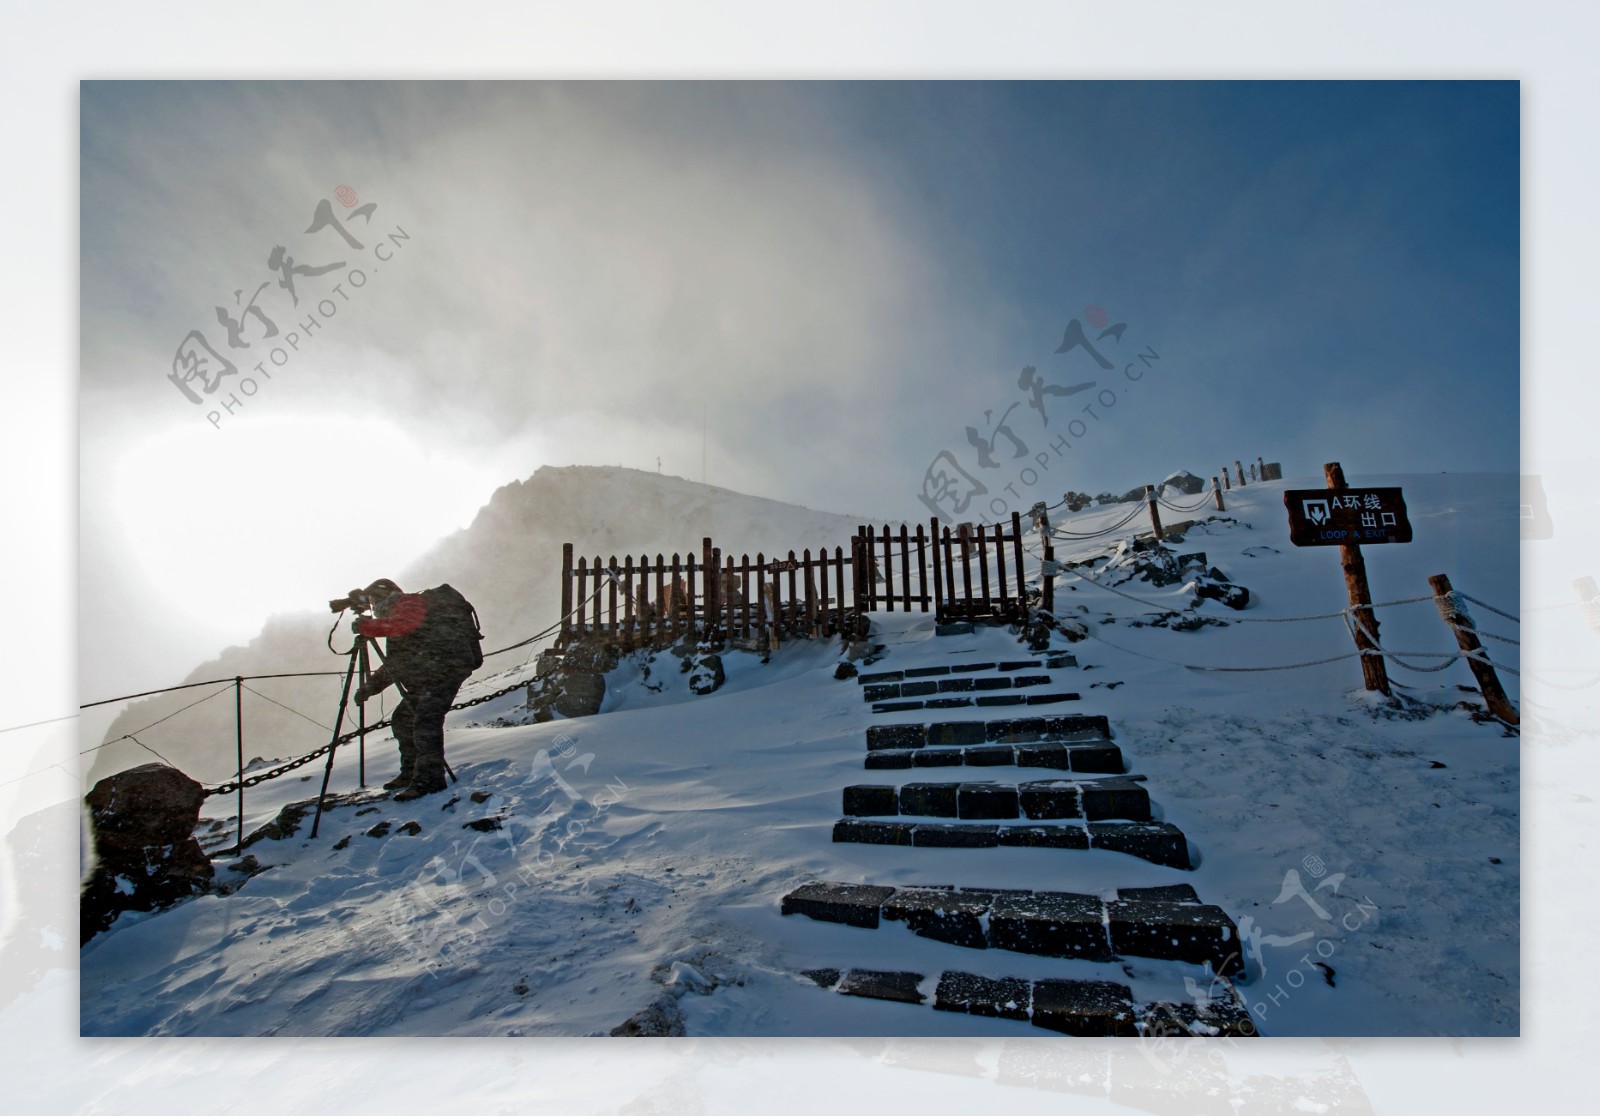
left=308, top=627, right=457, bottom=839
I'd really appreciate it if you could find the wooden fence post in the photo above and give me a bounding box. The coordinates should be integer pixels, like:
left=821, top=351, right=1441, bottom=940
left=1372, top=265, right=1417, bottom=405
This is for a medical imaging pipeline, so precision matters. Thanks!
left=1145, top=484, right=1164, bottom=540
left=1327, top=461, right=1390, bottom=696
left=1235, top=460, right=1247, bottom=487
left=1042, top=541, right=1056, bottom=615
left=1429, top=573, right=1518, bottom=726
left=1212, top=478, right=1226, bottom=512
left=1222, top=468, right=1231, bottom=491
left=561, top=543, right=574, bottom=636
left=1256, top=456, right=1266, bottom=481
left=929, top=517, right=944, bottom=621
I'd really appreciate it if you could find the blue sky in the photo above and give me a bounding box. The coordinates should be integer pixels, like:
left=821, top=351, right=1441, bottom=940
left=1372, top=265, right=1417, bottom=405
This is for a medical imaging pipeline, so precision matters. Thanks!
left=78, top=80, right=1520, bottom=692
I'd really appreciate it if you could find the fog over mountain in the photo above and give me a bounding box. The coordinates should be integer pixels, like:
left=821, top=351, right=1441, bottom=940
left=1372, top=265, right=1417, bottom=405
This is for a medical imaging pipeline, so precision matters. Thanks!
left=90, top=466, right=876, bottom=786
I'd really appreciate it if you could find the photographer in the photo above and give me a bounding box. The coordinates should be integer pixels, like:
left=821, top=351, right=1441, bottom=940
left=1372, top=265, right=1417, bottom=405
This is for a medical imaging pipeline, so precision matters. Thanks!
left=348, top=578, right=484, bottom=801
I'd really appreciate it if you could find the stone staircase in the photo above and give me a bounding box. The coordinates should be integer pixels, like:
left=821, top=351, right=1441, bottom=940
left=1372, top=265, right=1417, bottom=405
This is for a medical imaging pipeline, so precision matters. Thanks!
left=861, top=658, right=1081, bottom=713
left=779, top=627, right=1257, bottom=1036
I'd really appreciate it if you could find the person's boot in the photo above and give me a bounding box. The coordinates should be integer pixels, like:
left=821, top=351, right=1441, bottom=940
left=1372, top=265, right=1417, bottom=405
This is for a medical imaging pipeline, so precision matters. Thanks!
left=384, top=746, right=416, bottom=790
left=393, top=781, right=446, bottom=802
left=394, top=758, right=446, bottom=802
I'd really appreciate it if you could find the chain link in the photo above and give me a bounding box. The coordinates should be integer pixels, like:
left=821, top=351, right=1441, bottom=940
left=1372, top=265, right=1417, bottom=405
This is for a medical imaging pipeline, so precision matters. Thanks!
left=203, top=676, right=535, bottom=797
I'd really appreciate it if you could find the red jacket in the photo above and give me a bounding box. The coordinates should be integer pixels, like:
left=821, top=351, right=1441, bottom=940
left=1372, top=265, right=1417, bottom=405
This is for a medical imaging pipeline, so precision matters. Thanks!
left=356, top=594, right=427, bottom=639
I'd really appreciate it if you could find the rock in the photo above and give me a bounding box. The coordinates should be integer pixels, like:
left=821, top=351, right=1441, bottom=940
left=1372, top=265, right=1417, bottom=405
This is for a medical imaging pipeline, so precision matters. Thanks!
left=610, top=994, right=686, bottom=1037
left=553, top=671, right=605, bottom=717
left=1160, top=470, right=1205, bottom=496
left=1195, top=580, right=1251, bottom=610
left=687, top=654, right=725, bottom=695
left=81, top=763, right=214, bottom=944
left=833, top=661, right=858, bottom=680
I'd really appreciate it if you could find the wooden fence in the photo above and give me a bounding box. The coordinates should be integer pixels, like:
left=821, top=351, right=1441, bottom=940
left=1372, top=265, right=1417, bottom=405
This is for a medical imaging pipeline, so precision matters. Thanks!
left=558, top=512, right=1039, bottom=648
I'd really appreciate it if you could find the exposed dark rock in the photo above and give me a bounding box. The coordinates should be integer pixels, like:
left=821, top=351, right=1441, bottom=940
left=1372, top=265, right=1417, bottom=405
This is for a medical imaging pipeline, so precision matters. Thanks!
left=1160, top=470, right=1205, bottom=496
left=611, top=994, right=686, bottom=1037
left=687, top=654, right=725, bottom=696
left=553, top=671, right=606, bottom=718
left=81, top=763, right=214, bottom=944
left=833, top=662, right=859, bottom=680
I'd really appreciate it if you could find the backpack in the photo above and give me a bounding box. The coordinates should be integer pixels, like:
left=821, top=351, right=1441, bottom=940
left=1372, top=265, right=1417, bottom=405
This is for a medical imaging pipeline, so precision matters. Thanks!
left=419, top=583, right=485, bottom=672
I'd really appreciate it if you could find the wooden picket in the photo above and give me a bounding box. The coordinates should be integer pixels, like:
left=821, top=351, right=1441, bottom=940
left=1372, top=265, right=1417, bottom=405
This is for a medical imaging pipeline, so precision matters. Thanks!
left=557, top=516, right=1026, bottom=647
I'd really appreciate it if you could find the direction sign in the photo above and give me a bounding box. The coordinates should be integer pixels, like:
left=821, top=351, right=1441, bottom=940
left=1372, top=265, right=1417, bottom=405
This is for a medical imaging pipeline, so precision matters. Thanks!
left=1283, top=487, right=1412, bottom=547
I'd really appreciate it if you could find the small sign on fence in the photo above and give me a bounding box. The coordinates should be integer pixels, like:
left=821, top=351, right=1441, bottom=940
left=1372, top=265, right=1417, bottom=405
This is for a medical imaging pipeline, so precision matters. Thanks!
left=1283, top=487, right=1412, bottom=547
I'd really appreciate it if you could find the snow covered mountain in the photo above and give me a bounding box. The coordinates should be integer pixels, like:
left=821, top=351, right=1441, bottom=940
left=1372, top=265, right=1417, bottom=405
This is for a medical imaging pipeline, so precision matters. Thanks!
left=88, top=466, right=876, bottom=788
left=80, top=470, right=1522, bottom=1040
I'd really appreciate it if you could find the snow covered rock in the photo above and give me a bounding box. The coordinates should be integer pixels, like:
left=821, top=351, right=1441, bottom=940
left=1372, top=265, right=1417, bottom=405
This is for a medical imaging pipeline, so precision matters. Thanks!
left=1160, top=470, right=1206, bottom=496
left=81, top=763, right=214, bottom=944
left=687, top=653, right=725, bottom=695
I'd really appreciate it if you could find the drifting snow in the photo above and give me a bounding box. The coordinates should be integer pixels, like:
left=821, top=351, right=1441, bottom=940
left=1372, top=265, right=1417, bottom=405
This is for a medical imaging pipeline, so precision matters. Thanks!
left=80, top=472, right=1518, bottom=1037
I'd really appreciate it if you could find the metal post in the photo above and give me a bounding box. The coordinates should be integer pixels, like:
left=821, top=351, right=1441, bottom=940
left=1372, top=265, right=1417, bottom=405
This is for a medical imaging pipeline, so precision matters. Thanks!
left=234, top=676, right=244, bottom=855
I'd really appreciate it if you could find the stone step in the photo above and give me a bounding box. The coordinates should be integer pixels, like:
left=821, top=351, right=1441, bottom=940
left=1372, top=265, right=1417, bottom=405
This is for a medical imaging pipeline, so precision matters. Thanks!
left=857, top=656, right=1077, bottom=687
left=872, top=692, right=1080, bottom=714
left=863, top=675, right=1056, bottom=702
left=843, top=778, right=1151, bottom=821
left=865, top=741, right=1125, bottom=774
left=781, top=881, right=1238, bottom=973
left=830, top=818, right=1189, bottom=867
left=867, top=715, right=1112, bottom=750
left=798, top=966, right=1253, bottom=1036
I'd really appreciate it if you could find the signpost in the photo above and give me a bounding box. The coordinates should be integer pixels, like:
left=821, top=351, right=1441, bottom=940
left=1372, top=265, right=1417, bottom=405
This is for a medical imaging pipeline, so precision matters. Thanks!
left=1283, top=487, right=1413, bottom=547
left=1284, top=464, right=1411, bottom=695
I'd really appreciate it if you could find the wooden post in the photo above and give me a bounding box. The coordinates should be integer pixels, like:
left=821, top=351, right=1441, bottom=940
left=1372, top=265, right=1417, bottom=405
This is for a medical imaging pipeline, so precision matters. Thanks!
left=1212, top=478, right=1226, bottom=512
left=1042, top=541, right=1056, bottom=615
left=1145, top=484, right=1164, bottom=540
left=561, top=543, right=574, bottom=634
left=880, top=524, right=895, bottom=612
left=899, top=523, right=912, bottom=612
left=1235, top=460, right=1246, bottom=487
left=1430, top=573, right=1518, bottom=726
left=929, top=518, right=944, bottom=621
left=1327, top=462, right=1390, bottom=696
left=1010, top=510, right=1026, bottom=621
left=1256, top=456, right=1266, bottom=481
left=1221, top=468, right=1231, bottom=491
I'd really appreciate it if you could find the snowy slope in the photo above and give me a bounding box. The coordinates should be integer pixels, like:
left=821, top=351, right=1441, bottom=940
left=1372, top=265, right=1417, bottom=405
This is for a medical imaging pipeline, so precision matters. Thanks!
left=79, top=471, right=1520, bottom=1038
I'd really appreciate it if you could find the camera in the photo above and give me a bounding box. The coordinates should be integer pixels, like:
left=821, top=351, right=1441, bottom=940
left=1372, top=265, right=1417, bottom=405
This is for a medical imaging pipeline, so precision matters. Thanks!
left=328, top=588, right=372, bottom=614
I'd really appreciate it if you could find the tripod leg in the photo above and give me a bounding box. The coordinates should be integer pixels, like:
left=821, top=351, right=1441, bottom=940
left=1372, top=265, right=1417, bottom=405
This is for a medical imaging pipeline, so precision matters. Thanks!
left=357, top=641, right=370, bottom=788
left=310, top=641, right=361, bottom=840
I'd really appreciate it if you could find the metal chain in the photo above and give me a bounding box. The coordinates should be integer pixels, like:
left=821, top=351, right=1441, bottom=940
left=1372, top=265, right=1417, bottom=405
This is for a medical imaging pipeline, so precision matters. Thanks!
left=203, top=675, right=537, bottom=798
